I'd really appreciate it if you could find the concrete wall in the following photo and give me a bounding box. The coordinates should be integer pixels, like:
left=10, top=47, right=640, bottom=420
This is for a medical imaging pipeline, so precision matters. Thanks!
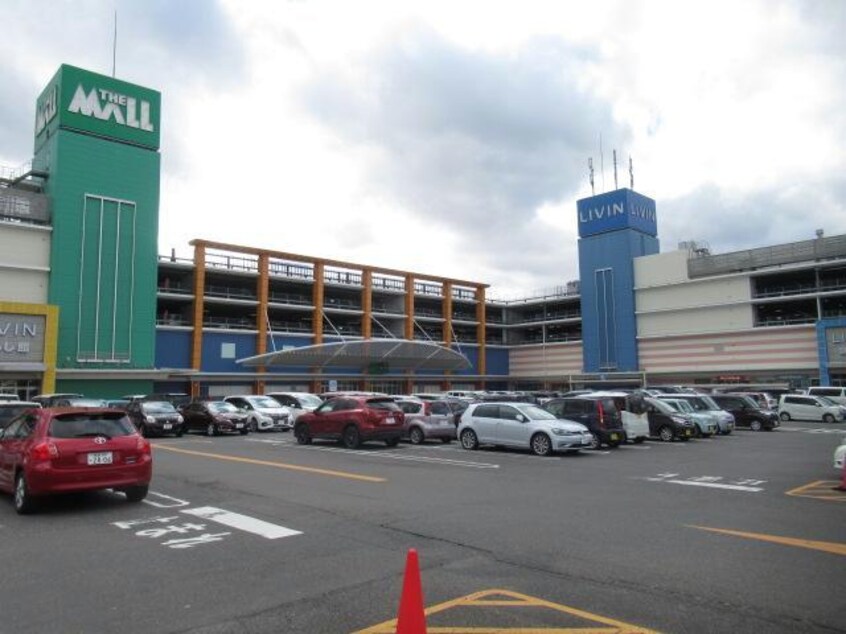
left=509, top=342, right=583, bottom=378
left=0, top=222, right=51, bottom=303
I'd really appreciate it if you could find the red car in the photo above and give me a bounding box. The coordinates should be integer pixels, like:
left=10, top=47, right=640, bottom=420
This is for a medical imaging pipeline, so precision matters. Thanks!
left=294, top=395, right=404, bottom=448
left=0, top=407, right=152, bottom=514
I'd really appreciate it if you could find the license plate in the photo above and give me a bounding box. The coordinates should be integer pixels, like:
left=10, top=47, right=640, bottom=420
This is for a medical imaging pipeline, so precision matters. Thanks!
left=610, top=433, right=618, bottom=441
left=163, top=423, right=172, bottom=430
left=685, top=429, right=691, bottom=436
left=385, top=417, right=396, bottom=425
left=236, top=423, right=244, bottom=429
left=87, top=451, right=113, bottom=465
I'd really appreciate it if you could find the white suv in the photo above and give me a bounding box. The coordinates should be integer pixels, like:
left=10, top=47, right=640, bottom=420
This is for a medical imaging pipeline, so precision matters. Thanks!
left=223, top=395, right=292, bottom=431
left=778, top=394, right=844, bottom=423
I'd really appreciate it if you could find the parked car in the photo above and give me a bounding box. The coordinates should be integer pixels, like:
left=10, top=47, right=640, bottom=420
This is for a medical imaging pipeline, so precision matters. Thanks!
left=657, top=394, right=734, bottom=435
left=808, top=386, right=846, bottom=406
left=265, top=392, right=323, bottom=422
left=709, top=393, right=780, bottom=431
left=31, top=393, right=83, bottom=407
left=659, top=398, right=718, bottom=437
left=223, top=395, right=292, bottom=431
left=0, top=402, right=40, bottom=430
left=778, top=394, right=845, bottom=423
left=145, top=393, right=192, bottom=409
left=294, top=395, right=404, bottom=448
left=59, top=398, right=109, bottom=408
left=644, top=398, right=697, bottom=441
left=0, top=393, right=20, bottom=402
left=125, top=400, right=185, bottom=437
left=542, top=396, right=625, bottom=448
left=105, top=399, right=131, bottom=410
left=0, top=406, right=152, bottom=513
left=457, top=402, right=592, bottom=456
left=592, top=391, right=649, bottom=444
left=395, top=399, right=457, bottom=444
left=180, top=400, right=250, bottom=436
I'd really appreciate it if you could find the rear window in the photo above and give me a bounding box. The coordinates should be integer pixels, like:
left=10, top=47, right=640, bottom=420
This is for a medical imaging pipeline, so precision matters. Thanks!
left=810, top=387, right=842, bottom=397
left=0, top=406, right=35, bottom=428
left=48, top=412, right=136, bottom=438
left=365, top=398, right=401, bottom=412
left=396, top=401, right=423, bottom=414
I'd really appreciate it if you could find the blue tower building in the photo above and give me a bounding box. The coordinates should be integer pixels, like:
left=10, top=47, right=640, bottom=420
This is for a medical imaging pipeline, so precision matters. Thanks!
left=577, top=189, right=659, bottom=373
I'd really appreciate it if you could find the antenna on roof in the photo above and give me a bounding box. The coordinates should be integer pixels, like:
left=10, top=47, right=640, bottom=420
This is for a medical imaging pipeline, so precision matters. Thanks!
left=112, top=10, right=117, bottom=77
left=588, top=157, right=595, bottom=195
left=613, top=149, right=618, bottom=190
left=599, top=134, right=605, bottom=192
left=629, top=155, right=634, bottom=189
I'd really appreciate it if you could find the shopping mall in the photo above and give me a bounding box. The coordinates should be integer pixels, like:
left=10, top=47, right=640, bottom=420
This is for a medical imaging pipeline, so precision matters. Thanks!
left=1, top=64, right=844, bottom=400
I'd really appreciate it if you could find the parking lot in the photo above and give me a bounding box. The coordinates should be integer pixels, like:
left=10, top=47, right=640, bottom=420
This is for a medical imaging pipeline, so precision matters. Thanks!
left=1, top=421, right=844, bottom=633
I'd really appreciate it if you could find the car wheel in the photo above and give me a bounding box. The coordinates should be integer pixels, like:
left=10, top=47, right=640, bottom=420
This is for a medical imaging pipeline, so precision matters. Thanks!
left=588, top=433, right=601, bottom=450
left=823, top=413, right=835, bottom=424
left=530, top=433, right=552, bottom=457
left=250, top=418, right=259, bottom=432
left=385, top=437, right=400, bottom=448
left=440, top=437, right=453, bottom=444
left=658, top=426, right=674, bottom=442
left=125, top=485, right=149, bottom=503
left=206, top=423, right=218, bottom=437
left=342, top=425, right=361, bottom=449
left=294, top=423, right=312, bottom=445
left=14, top=472, right=36, bottom=515
left=693, top=425, right=702, bottom=439
left=408, top=427, right=425, bottom=445
left=779, top=411, right=791, bottom=421
left=460, top=428, right=478, bottom=450
left=749, top=420, right=763, bottom=431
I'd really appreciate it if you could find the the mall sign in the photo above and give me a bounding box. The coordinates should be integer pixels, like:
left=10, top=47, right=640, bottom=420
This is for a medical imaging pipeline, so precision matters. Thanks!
left=67, top=85, right=155, bottom=132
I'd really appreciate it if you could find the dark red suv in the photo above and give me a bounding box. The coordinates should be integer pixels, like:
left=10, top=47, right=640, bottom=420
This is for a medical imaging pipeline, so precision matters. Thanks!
left=294, top=396, right=404, bottom=448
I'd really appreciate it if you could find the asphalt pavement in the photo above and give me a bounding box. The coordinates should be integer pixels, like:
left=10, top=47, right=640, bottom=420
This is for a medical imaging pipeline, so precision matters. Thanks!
left=1, top=420, right=844, bottom=633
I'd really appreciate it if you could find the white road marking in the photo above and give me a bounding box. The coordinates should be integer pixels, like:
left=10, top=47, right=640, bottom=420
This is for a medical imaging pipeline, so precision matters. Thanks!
left=182, top=507, right=302, bottom=539
left=142, top=491, right=190, bottom=508
left=665, top=480, right=764, bottom=492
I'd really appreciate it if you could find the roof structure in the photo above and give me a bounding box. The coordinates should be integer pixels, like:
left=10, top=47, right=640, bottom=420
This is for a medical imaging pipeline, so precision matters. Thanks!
left=237, top=339, right=472, bottom=372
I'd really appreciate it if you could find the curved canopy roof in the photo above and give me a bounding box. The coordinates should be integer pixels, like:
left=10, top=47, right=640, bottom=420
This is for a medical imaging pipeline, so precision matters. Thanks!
left=238, top=339, right=472, bottom=372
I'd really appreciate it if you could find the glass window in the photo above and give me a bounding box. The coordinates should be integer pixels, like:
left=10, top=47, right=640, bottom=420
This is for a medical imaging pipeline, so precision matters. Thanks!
left=142, top=401, right=177, bottom=414
left=431, top=402, right=449, bottom=415
left=365, top=398, right=401, bottom=412
left=48, top=413, right=135, bottom=438
left=499, top=406, right=520, bottom=420
left=474, top=404, right=499, bottom=418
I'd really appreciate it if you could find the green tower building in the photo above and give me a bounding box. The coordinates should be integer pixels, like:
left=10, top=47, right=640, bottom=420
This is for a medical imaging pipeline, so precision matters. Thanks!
left=32, top=65, right=161, bottom=396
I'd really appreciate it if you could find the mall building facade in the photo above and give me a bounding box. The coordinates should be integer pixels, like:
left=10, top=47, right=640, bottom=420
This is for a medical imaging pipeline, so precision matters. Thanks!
left=1, top=65, right=844, bottom=399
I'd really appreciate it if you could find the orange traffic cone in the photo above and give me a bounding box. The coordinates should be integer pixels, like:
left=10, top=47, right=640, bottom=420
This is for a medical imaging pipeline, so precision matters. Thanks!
left=396, top=549, right=427, bottom=634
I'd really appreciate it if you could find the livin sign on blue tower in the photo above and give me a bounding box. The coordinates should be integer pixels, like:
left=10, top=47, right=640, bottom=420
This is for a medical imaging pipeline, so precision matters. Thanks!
left=577, top=189, right=659, bottom=374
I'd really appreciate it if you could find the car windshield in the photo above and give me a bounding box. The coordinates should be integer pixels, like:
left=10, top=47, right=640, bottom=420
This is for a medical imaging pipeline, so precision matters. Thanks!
left=142, top=401, right=177, bottom=414
left=208, top=402, right=239, bottom=413
left=249, top=396, right=282, bottom=409
left=699, top=395, right=723, bottom=411
left=652, top=400, right=675, bottom=414
left=296, top=394, right=323, bottom=408
left=520, top=405, right=557, bottom=420
left=668, top=400, right=694, bottom=413
left=66, top=398, right=108, bottom=408
left=49, top=412, right=136, bottom=438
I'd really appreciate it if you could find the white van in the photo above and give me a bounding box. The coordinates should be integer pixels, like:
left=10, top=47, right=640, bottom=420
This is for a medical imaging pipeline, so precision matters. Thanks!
left=778, top=394, right=844, bottom=423
left=807, top=386, right=846, bottom=406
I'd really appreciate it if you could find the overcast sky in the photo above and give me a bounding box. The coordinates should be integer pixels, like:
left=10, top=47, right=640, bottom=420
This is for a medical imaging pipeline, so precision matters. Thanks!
left=2, top=0, right=844, bottom=297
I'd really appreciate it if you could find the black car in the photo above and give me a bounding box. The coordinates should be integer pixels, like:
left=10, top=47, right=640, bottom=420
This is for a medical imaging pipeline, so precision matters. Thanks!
left=709, top=394, right=780, bottom=431
left=542, top=396, right=626, bottom=448
left=644, top=398, right=696, bottom=441
left=180, top=400, right=250, bottom=436
left=125, top=400, right=185, bottom=437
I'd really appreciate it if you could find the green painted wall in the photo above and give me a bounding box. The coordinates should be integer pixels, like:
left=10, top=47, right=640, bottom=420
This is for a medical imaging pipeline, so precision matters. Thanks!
left=56, top=379, right=154, bottom=399
left=33, top=65, right=161, bottom=373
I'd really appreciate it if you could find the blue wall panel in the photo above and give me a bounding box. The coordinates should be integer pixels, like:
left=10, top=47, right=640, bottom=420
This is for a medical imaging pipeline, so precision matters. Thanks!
left=485, top=347, right=510, bottom=376
left=202, top=332, right=256, bottom=372
left=155, top=330, right=191, bottom=368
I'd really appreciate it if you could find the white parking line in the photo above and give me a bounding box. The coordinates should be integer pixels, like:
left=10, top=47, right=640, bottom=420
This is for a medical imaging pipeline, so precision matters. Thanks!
left=666, top=480, right=764, bottom=492
left=182, top=507, right=302, bottom=539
